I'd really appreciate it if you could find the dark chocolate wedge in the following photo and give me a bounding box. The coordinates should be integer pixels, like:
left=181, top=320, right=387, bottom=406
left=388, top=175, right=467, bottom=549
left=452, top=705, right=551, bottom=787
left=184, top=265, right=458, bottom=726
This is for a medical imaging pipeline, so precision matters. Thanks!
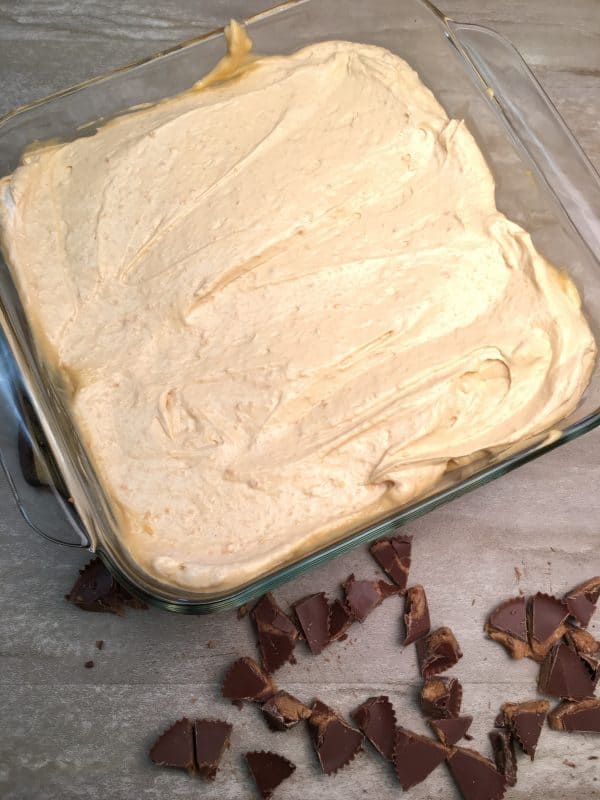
left=369, top=533, right=412, bottom=590
left=293, top=593, right=330, bottom=655
left=149, top=718, right=196, bottom=775
left=343, top=574, right=400, bottom=622
left=222, top=657, right=276, bottom=704
left=417, top=627, right=462, bottom=678
left=421, top=676, right=463, bottom=719
left=403, top=585, right=431, bottom=646
left=245, top=751, right=295, bottom=799
left=485, top=596, right=530, bottom=659
left=351, top=695, right=396, bottom=760
left=194, top=719, right=232, bottom=780
left=489, top=730, right=517, bottom=787
left=499, top=700, right=549, bottom=759
left=328, top=598, right=353, bottom=642
left=251, top=593, right=299, bottom=673
left=564, top=577, right=600, bottom=627
left=548, top=699, right=600, bottom=732
left=307, top=700, right=363, bottom=775
left=261, top=690, right=311, bottom=731
left=538, top=641, right=597, bottom=700
left=447, top=747, right=507, bottom=800
left=527, top=593, right=569, bottom=661
left=429, top=716, right=473, bottom=747
left=393, top=727, right=448, bottom=790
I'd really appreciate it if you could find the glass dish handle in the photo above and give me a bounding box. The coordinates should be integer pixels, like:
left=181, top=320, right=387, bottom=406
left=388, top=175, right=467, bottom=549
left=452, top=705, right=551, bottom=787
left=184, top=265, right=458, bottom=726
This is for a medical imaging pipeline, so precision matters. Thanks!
left=0, top=332, right=90, bottom=548
left=446, top=19, right=600, bottom=259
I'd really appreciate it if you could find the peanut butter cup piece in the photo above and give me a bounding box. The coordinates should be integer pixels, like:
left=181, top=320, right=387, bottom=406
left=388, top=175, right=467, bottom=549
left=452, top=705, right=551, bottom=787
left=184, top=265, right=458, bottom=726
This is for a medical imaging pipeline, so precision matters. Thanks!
left=448, top=747, right=507, bottom=800
left=342, top=574, right=400, bottom=623
left=369, top=533, right=412, bottom=590
left=538, top=641, right=597, bottom=700
left=260, top=690, right=311, bottom=731
left=245, top=751, right=296, bottom=799
left=548, top=699, right=600, bottom=732
left=328, top=598, right=353, bottom=642
left=393, top=727, right=448, bottom=790
left=429, top=716, right=473, bottom=748
left=307, top=700, right=363, bottom=775
left=403, top=584, right=431, bottom=645
left=351, top=696, right=396, bottom=760
left=194, top=719, right=232, bottom=780
left=565, top=626, right=600, bottom=677
left=489, top=730, right=517, bottom=787
left=499, top=700, right=549, bottom=759
left=222, top=657, right=275, bottom=705
left=149, top=718, right=196, bottom=775
left=421, top=676, right=463, bottom=719
left=564, top=577, right=600, bottom=627
left=417, top=627, right=462, bottom=678
left=527, top=593, right=569, bottom=661
left=251, top=593, right=299, bottom=673
left=66, top=557, right=147, bottom=615
left=485, top=596, right=530, bottom=659
left=293, top=593, right=330, bottom=655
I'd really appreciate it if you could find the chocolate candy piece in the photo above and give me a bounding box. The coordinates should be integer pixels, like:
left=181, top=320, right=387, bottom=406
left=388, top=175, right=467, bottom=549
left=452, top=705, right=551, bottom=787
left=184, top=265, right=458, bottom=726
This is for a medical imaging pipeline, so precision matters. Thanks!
left=293, top=593, right=330, bottom=655
left=307, top=700, right=363, bottom=775
left=499, top=700, right=549, bottom=759
left=328, top=599, right=353, bottom=642
left=421, top=676, right=463, bottom=719
left=194, top=719, right=232, bottom=780
left=429, top=716, right=473, bottom=747
left=343, top=574, right=399, bottom=622
left=485, top=596, right=530, bottom=659
left=548, top=699, right=600, bottom=732
left=150, top=718, right=196, bottom=775
left=564, top=577, right=600, bottom=627
left=251, top=593, right=299, bottom=673
left=222, top=657, right=275, bottom=704
left=403, top=585, right=431, bottom=645
left=369, top=534, right=412, bottom=590
left=565, top=626, right=600, bottom=677
left=351, top=696, right=396, bottom=760
left=393, top=727, right=448, bottom=790
left=66, top=557, right=147, bottom=615
left=528, top=593, right=569, bottom=661
left=538, top=641, right=597, bottom=700
left=489, top=730, right=517, bottom=787
left=447, top=747, right=507, bottom=800
left=245, top=751, right=296, bottom=799
left=417, top=627, right=462, bottom=678
left=261, top=691, right=311, bottom=731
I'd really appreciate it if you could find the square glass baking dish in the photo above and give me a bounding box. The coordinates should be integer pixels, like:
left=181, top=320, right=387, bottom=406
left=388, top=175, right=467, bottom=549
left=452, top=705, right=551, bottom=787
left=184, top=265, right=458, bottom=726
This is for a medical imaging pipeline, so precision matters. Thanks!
left=1, top=0, right=600, bottom=613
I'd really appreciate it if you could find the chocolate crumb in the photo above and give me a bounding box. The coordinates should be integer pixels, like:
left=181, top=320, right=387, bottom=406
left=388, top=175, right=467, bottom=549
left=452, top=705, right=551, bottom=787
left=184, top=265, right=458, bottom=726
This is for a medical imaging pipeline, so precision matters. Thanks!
left=245, top=751, right=296, bottom=799
left=237, top=602, right=255, bottom=619
left=84, top=660, right=94, bottom=669
left=206, top=640, right=217, bottom=650
left=95, top=640, right=104, bottom=650
left=563, top=759, right=577, bottom=768
left=416, top=627, right=462, bottom=678
left=307, top=700, right=363, bottom=775
left=403, top=585, right=431, bottom=645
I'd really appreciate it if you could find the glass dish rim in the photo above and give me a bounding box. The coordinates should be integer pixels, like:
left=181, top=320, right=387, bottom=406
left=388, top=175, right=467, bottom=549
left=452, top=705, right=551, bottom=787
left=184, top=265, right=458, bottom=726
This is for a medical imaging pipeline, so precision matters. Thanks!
left=1, top=0, right=600, bottom=613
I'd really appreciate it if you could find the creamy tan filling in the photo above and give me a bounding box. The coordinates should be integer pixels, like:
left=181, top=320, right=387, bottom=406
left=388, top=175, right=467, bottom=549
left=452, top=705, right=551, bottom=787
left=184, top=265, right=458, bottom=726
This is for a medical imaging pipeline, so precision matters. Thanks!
left=0, top=25, right=595, bottom=590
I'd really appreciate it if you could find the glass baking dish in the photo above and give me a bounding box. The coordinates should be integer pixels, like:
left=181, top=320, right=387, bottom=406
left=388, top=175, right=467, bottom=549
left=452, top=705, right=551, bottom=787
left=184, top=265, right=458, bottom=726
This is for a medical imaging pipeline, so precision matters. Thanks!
left=1, top=0, right=600, bottom=613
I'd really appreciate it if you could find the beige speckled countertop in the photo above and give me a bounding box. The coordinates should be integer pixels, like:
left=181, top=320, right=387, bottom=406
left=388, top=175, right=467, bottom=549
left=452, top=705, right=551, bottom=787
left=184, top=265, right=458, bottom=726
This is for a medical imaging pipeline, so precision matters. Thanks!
left=0, top=2, right=599, bottom=798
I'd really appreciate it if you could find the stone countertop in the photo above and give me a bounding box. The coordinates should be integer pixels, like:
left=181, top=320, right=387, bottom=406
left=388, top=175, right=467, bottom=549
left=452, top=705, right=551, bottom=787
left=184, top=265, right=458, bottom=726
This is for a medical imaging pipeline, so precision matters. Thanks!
left=0, top=2, right=599, bottom=798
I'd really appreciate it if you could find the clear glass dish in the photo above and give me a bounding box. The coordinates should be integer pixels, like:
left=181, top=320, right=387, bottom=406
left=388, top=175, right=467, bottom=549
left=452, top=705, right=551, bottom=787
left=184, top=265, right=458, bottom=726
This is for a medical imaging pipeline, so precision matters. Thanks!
left=1, top=0, right=599, bottom=613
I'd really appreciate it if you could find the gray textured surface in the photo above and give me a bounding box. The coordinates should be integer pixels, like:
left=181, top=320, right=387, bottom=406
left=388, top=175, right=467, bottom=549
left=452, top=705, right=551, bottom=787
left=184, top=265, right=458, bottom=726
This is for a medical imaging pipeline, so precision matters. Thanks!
left=1, top=2, right=600, bottom=799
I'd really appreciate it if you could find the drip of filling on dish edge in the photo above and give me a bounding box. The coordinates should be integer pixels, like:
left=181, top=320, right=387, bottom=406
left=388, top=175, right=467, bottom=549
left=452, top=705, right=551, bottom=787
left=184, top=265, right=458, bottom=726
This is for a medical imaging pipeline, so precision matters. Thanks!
left=0, top=22, right=595, bottom=590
